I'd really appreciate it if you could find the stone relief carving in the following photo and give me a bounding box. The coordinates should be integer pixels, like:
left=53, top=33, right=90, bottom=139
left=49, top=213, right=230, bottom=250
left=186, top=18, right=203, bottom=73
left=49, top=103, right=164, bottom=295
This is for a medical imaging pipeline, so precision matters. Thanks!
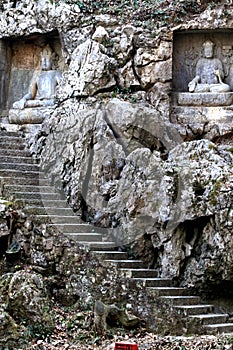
left=188, top=40, right=231, bottom=93
left=222, top=45, right=233, bottom=76
left=12, top=44, right=61, bottom=110
left=172, top=34, right=233, bottom=131
left=9, top=44, right=62, bottom=124
left=184, top=47, right=199, bottom=83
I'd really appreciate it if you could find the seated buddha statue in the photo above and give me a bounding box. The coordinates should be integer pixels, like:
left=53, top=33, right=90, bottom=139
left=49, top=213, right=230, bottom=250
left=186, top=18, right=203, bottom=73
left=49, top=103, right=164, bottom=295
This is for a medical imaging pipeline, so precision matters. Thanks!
left=188, top=40, right=231, bottom=93
left=12, top=44, right=62, bottom=110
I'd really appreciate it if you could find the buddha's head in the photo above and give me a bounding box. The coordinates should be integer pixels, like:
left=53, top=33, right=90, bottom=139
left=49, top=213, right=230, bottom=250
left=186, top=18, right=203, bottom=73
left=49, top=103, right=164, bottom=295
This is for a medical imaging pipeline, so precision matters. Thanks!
left=41, top=45, right=53, bottom=70
left=203, top=40, right=214, bottom=59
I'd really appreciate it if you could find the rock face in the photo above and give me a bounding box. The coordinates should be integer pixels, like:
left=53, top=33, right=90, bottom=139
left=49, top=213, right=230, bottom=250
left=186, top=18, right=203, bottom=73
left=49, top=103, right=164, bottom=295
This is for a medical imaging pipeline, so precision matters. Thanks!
left=0, top=0, right=233, bottom=296
left=94, top=300, right=139, bottom=335
left=0, top=307, right=24, bottom=349
left=36, top=100, right=233, bottom=292
left=36, top=98, right=182, bottom=236
left=0, top=206, right=152, bottom=338
left=59, top=39, right=116, bottom=98
left=0, top=271, right=54, bottom=331
left=145, top=140, right=233, bottom=290
left=8, top=218, right=150, bottom=322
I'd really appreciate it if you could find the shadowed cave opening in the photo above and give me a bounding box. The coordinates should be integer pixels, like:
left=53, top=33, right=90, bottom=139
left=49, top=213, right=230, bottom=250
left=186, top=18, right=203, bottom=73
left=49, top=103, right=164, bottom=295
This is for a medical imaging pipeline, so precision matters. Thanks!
left=177, top=216, right=212, bottom=280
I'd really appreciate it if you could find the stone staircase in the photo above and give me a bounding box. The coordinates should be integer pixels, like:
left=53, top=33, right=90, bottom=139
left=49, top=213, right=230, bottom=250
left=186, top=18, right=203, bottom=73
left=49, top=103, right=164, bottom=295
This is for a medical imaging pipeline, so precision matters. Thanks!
left=0, top=128, right=233, bottom=335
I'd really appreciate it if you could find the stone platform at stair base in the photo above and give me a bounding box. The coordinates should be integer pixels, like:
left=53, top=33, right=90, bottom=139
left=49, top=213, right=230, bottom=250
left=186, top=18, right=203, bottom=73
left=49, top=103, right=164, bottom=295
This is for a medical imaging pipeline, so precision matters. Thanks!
left=8, top=106, right=53, bottom=125
left=173, top=92, right=233, bottom=107
left=171, top=94, right=233, bottom=140
left=171, top=105, right=233, bottom=124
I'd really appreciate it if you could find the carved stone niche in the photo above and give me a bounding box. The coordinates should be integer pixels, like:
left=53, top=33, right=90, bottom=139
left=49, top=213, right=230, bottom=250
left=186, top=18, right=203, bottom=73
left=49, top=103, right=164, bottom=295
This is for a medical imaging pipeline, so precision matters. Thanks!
left=5, top=31, right=64, bottom=124
left=171, top=30, right=233, bottom=138
left=172, top=30, right=233, bottom=94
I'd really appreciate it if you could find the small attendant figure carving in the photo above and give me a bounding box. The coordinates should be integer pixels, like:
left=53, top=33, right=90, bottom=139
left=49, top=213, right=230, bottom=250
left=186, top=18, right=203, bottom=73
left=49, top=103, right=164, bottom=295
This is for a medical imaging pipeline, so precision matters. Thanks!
left=13, top=45, right=62, bottom=109
left=188, top=40, right=231, bottom=93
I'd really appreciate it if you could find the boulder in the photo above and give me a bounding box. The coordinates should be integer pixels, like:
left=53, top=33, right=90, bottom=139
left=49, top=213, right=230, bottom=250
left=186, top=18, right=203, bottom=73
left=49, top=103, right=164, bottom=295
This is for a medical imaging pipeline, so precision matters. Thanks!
left=134, top=42, right=172, bottom=88
left=133, top=140, right=233, bottom=289
left=36, top=98, right=182, bottom=238
left=0, top=307, right=25, bottom=349
left=94, top=300, right=139, bottom=335
left=0, top=271, right=54, bottom=331
left=57, top=39, right=117, bottom=99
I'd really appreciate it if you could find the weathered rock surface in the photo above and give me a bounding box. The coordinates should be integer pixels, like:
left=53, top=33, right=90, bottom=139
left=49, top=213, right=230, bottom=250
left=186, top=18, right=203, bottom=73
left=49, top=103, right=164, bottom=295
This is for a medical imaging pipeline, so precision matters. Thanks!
left=58, top=39, right=117, bottom=98
left=8, top=217, right=149, bottom=322
left=27, top=2, right=233, bottom=292
left=34, top=87, right=233, bottom=292
left=34, top=97, right=182, bottom=230
left=0, top=0, right=233, bottom=310
left=148, top=140, right=233, bottom=290
left=108, top=138, right=233, bottom=288
left=0, top=204, right=151, bottom=340
left=0, top=307, right=25, bottom=349
left=0, top=271, right=54, bottom=331
left=94, top=300, right=139, bottom=335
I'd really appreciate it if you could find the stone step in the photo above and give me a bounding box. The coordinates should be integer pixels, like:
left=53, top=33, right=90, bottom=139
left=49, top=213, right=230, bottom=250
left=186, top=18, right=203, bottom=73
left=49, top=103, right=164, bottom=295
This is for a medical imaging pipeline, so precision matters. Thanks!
left=64, top=232, right=103, bottom=242
left=0, top=136, right=25, bottom=143
left=159, top=296, right=200, bottom=306
left=0, top=169, right=44, bottom=179
left=173, top=305, right=214, bottom=315
left=0, top=148, right=31, bottom=157
left=80, top=241, right=117, bottom=250
left=189, top=314, right=229, bottom=325
left=0, top=142, right=26, bottom=150
left=147, top=287, right=186, bottom=297
left=105, top=259, right=145, bottom=269
left=1, top=123, right=231, bottom=336
left=205, top=323, right=233, bottom=334
left=34, top=215, right=82, bottom=224
left=132, top=278, right=173, bottom=287
left=0, top=162, right=39, bottom=172
left=25, top=206, right=75, bottom=216
left=10, top=191, right=61, bottom=201
left=0, top=136, right=27, bottom=144
left=0, top=131, right=20, bottom=137
left=0, top=176, right=50, bottom=186
left=15, top=198, right=69, bottom=207
left=48, top=223, right=97, bottom=233
left=5, top=184, right=56, bottom=193
left=93, top=251, right=128, bottom=260
left=0, top=156, right=37, bottom=164
left=121, top=269, right=158, bottom=278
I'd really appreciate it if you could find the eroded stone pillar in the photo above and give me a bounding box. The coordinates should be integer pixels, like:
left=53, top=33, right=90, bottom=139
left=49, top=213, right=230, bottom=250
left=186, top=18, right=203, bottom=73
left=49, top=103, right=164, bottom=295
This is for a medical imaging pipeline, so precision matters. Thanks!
left=0, top=40, right=11, bottom=115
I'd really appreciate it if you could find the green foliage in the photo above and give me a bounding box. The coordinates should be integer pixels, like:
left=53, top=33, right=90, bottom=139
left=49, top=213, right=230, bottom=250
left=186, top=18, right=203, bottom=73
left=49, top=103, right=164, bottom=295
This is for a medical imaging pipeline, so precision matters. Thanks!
left=62, top=0, right=84, bottom=9
left=53, top=0, right=220, bottom=29
left=208, top=1, right=216, bottom=9
left=111, top=86, right=139, bottom=103
left=209, top=180, right=222, bottom=206
left=26, top=322, right=53, bottom=340
left=208, top=143, right=215, bottom=150
left=111, top=86, right=131, bottom=100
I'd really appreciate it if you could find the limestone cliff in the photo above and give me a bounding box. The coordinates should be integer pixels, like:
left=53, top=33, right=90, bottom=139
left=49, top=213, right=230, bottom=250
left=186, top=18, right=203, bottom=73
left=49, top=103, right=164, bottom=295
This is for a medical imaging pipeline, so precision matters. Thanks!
left=0, top=0, right=232, bottom=294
